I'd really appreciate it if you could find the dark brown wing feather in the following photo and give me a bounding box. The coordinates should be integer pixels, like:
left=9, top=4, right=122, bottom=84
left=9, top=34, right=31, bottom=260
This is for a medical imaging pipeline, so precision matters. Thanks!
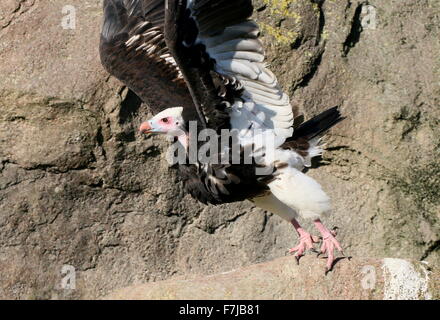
left=100, top=0, right=277, bottom=206
left=163, top=0, right=276, bottom=204
left=100, top=0, right=196, bottom=115
left=164, top=0, right=254, bottom=131
left=177, top=146, right=275, bottom=205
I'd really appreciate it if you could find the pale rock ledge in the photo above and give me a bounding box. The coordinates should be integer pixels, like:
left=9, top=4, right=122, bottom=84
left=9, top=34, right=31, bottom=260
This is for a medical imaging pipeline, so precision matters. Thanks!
left=104, top=256, right=439, bottom=300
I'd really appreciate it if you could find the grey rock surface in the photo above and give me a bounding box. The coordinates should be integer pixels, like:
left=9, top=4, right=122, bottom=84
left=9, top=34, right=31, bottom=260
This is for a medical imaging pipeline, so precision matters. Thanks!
left=0, top=0, right=438, bottom=299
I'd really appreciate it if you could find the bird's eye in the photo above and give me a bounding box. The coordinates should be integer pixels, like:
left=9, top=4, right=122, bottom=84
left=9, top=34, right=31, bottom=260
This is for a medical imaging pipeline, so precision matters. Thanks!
left=162, top=117, right=169, bottom=123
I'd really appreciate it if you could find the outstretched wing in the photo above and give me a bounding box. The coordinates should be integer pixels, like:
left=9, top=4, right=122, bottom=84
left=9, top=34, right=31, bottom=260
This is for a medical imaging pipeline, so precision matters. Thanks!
left=100, top=0, right=196, bottom=116
left=164, top=0, right=294, bottom=138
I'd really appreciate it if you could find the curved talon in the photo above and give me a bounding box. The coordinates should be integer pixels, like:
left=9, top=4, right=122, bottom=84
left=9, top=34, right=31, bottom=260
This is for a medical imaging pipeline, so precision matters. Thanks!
left=289, top=230, right=318, bottom=262
left=313, top=220, right=344, bottom=273
left=320, top=234, right=343, bottom=271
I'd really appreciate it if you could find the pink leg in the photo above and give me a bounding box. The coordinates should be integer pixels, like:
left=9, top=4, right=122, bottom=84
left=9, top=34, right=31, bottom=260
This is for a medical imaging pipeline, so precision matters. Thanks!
left=314, top=219, right=344, bottom=273
left=289, top=218, right=319, bottom=263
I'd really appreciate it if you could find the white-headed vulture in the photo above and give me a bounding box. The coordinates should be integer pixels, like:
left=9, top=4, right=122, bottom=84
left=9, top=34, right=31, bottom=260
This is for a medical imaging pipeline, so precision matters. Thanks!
left=100, top=0, right=345, bottom=272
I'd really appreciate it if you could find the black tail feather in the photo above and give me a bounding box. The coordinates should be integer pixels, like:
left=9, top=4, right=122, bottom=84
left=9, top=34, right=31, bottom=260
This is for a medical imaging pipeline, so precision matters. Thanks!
left=290, top=106, right=344, bottom=141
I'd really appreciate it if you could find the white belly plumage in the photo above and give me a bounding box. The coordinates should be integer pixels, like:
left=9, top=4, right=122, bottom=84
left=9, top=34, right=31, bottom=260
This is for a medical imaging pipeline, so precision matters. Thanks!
left=251, top=145, right=332, bottom=222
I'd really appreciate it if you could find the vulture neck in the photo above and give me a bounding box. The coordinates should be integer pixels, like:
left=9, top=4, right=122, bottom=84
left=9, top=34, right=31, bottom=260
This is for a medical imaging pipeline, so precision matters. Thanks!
left=176, top=132, right=189, bottom=151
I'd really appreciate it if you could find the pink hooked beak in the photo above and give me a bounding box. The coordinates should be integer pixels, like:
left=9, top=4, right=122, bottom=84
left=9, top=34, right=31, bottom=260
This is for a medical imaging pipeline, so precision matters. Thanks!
left=139, top=121, right=152, bottom=134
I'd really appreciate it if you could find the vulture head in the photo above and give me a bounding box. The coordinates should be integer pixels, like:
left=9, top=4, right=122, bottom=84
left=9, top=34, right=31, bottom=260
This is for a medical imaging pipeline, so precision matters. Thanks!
left=139, top=107, right=185, bottom=137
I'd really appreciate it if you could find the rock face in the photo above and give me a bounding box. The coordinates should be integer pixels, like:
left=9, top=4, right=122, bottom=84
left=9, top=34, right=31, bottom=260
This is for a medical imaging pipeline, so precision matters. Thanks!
left=105, top=256, right=440, bottom=300
left=0, top=0, right=438, bottom=299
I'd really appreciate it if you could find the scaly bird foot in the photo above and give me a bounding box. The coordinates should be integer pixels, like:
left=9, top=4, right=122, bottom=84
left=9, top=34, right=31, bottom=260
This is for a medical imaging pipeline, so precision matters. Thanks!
left=314, top=221, right=344, bottom=274
left=317, top=230, right=344, bottom=274
left=288, top=229, right=319, bottom=264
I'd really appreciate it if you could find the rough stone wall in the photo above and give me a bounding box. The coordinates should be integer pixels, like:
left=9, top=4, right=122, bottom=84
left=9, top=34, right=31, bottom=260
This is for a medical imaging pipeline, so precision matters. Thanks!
left=105, top=256, right=440, bottom=300
left=0, top=0, right=438, bottom=299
